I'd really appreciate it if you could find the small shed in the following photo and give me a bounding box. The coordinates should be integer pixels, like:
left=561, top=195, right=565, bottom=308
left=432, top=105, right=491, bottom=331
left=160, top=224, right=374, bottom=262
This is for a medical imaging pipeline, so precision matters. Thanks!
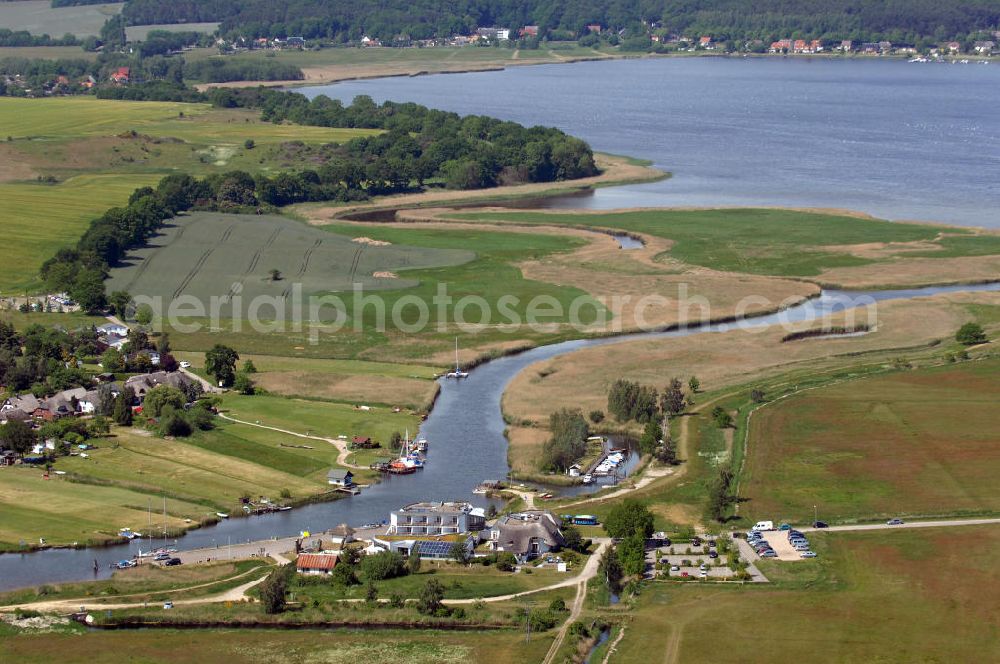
left=567, top=464, right=582, bottom=478
left=327, top=469, right=354, bottom=487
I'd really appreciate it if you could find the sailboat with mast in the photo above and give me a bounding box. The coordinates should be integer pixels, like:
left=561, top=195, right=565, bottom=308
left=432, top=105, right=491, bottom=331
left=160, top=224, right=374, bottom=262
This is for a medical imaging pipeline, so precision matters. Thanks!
left=445, top=337, right=468, bottom=379
left=388, top=429, right=424, bottom=473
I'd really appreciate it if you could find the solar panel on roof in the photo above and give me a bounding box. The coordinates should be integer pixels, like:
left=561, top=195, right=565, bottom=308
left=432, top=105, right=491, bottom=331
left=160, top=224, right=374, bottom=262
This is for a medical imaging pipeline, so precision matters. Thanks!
left=416, top=541, right=455, bottom=555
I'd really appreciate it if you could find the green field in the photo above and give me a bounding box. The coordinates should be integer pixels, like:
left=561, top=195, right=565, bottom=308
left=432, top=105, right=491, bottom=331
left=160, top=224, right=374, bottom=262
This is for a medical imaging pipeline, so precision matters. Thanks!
left=615, top=526, right=1000, bottom=663
left=125, top=23, right=220, bottom=41
left=0, top=174, right=161, bottom=291
left=0, top=46, right=98, bottom=60
left=0, top=97, right=378, bottom=292
left=105, top=212, right=475, bottom=310
left=0, top=412, right=391, bottom=549
left=0, top=626, right=554, bottom=664
left=0, top=97, right=375, bottom=144
left=448, top=208, right=992, bottom=277
left=743, top=358, right=1000, bottom=524
left=0, top=1, right=122, bottom=37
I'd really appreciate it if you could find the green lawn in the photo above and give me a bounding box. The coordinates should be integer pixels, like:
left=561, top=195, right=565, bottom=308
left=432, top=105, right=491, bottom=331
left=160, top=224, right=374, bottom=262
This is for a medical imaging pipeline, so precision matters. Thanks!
left=0, top=1, right=122, bottom=38
left=615, top=525, right=1000, bottom=663
left=743, top=358, right=1000, bottom=524
left=0, top=418, right=370, bottom=550
left=447, top=208, right=987, bottom=277
left=0, top=174, right=161, bottom=291
left=0, top=626, right=554, bottom=664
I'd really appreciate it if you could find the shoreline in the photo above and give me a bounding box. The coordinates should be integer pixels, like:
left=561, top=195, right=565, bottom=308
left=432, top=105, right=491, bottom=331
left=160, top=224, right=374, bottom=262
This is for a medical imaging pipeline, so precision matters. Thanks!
left=195, top=50, right=995, bottom=92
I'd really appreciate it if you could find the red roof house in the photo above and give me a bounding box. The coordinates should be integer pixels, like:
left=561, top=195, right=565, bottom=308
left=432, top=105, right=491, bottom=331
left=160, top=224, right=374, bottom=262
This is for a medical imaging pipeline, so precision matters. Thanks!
left=296, top=553, right=338, bottom=575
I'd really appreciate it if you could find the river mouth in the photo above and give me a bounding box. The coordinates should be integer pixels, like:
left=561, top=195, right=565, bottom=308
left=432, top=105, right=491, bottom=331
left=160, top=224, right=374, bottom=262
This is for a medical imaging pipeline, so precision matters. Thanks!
left=2, top=281, right=998, bottom=591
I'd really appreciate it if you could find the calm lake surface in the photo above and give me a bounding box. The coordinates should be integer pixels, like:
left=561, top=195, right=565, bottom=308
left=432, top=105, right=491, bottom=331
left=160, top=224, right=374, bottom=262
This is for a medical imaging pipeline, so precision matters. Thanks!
left=301, top=57, right=1000, bottom=228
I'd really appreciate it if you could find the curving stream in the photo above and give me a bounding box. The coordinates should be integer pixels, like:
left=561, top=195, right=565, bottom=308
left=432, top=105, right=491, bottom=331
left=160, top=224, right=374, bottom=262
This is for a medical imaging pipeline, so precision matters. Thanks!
left=1, top=281, right=998, bottom=591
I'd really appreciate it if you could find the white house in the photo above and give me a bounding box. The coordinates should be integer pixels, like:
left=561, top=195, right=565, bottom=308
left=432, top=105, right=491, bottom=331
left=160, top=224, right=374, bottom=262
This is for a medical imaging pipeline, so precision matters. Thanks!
left=489, top=511, right=566, bottom=562
left=388, top=501, right=485, bottom=536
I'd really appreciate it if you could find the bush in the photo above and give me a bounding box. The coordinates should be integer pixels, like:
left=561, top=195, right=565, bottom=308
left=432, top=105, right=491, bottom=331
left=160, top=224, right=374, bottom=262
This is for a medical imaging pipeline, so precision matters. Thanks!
left=956, top=322, right=987, bottom=346
left=360, top=551, right=407, bottom=581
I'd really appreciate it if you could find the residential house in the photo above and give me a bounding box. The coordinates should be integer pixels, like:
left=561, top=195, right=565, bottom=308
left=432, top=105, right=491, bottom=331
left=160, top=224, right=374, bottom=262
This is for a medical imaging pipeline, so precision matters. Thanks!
left=810, top=39, right=823, bottom=52
left=769, top=39, right=792, bottom=53
left=327, top=523, right=356, bottom=546
left=44, top=387, right=89, bottom=417
left=974, top=40, right=995, bottom=54
left=838, top=40, right=853, bottom=52
left=946, top=41, right=962, bottom=53
left=388, top=501, right=485, bottom=536
left=326, top=469, right=354, bottom=486
left=489, top=511, right=566, bottom=562
left=0, top=450, right=17, bottom=467
left=586, top=24, right=602, bottom=34
left=476, top=27, right=510, bottom=41
left=296, top=553, right=338, bottom=575
left=793, top=39, right=808, bottom=53
left=520, top=26, right=539, bottom=38
left=860, top=42, right=880, bottom=54
left=125, top=371, right=194, bottom=400
left=97, top=323, right=129, bottom=337
left=699, top=36, right=713, bottom=49
left=0, top=409, right=29, bottom=424
left=2, top=394, right=40, bottom=415
left=878, top=41, right=892, bottom=53
left=286, top=36, right=305, bottom=49
left=110, top=67, right=130, bottom=84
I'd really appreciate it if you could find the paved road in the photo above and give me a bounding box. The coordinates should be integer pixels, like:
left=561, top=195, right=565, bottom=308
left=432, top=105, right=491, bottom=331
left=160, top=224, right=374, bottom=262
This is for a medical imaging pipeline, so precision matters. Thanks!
left=802, top=517, right=1000, bottom=533
left=731, top=538, right=769, bottom=583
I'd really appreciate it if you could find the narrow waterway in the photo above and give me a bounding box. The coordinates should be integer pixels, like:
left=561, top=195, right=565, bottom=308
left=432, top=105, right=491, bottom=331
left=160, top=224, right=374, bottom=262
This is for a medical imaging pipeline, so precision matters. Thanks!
left=1, top=281, right=998, bottom=591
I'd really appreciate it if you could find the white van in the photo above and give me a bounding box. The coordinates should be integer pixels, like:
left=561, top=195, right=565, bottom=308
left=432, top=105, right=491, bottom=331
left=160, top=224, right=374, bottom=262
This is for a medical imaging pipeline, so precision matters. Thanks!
left=751, top=520, right=775, bottom=532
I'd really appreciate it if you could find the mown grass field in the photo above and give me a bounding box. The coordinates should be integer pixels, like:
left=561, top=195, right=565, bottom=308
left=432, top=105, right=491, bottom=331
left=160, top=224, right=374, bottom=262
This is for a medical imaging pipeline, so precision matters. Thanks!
left=176, top=351, right=439, bottom=409
left=0, top=173, right=161, bottom=291
left=0, top=1, right=122, bottom=37
left=0, top=97, right=376, bottom=144
left=0, top=413, right=385, bottom=549
left=0, top=626, right=554, bottom=664
left=448, top=208, right=1000, bottom=278
left=743, top=358, right=1000, bottom=524
left=0, top=45, right=98, bottom=60
left=615, top=526, right=1000, bottom=663
left=219, top=393, right=421, bottom=441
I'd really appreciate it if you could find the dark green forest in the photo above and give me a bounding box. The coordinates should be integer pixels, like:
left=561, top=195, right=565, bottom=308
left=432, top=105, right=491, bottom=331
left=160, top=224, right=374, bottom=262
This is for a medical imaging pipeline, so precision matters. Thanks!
left=115, top=0, right=1000, bottom=43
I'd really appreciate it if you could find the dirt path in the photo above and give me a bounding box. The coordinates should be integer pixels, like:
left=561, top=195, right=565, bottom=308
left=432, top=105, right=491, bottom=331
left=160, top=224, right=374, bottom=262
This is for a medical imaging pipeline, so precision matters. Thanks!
left=539, top=539, right=611, bottom=664
left=217, top=413, right=362, bottom=469
left=602, top=624, right=627, bottom=663
left=501, top=488, right=536, bottom=510
left=807, top=517, right=1000, bottom=533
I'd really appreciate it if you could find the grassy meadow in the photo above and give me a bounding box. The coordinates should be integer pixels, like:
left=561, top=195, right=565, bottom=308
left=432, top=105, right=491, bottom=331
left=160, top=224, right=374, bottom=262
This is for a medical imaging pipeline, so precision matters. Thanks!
left=0, top=1, right=122, bottom=38
left=614, top=526, right=1000, bottom=663
left=0, top=626, right=555, bottom=664
left=448, top=208, right=1000, bottom=280
left=0, top=174, right=161, bottom=291
left=743, top=358, right=1000, bottom=524
left=0, top=97, right=377, bottom=292
left=0, top=411, right=393, bottom=550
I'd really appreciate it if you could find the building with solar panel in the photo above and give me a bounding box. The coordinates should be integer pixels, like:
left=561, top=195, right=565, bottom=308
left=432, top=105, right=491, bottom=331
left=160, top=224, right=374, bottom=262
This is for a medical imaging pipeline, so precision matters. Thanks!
left=372, top=534, right=477, bottom=560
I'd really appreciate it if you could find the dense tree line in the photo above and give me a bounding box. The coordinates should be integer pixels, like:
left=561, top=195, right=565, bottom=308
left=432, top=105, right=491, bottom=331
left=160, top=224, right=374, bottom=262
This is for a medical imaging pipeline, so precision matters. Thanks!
left=541, top=408, right=589, bottom=471
left=0, top=29, right=80, bottom=47
left=119, top=0, right=1000, bottom=44
left=184, top=57, right=303, bottom=82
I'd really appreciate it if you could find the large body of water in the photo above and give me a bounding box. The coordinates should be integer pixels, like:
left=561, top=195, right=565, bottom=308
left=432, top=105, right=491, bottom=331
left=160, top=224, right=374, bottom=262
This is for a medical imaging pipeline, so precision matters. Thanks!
left=301, top=57, right=1000, bottom=228
left=3, top=281, right=1000, bottom=590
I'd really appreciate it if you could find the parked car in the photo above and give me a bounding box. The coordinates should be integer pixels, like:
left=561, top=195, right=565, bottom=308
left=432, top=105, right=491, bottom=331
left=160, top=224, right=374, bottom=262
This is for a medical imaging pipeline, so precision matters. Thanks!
left=163, top=601, right=173, bottom=609
left=759, top=550, right=778, bottom=558
left=691, top=537, right=702, bottom=547
left=179, top=361, right=191, bottom=369
left=793, top=543, right=811, bottom=551
left=670, top=565, right=680, bottom=572
left=778, top=523, right=791, bottom=531
left=887, top=518, right=904, bottom=525
left=708, top=540, right=717, bottom=548
left=699, top=570, right=708, bottom=578
left=154, top=552, right=170, bottom=561
left=164, top=557, right=182, bottom=566
left=788, top=530, right=804, bottom=538
left=812, top=521, right=829, bottom=528
left=709, top=551, right=719, bottom=559
left=800, top=551, right=818, bottom=558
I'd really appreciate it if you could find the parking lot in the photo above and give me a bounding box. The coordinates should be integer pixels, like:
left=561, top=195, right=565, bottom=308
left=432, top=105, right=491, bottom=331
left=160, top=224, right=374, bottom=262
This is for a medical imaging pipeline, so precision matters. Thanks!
left=646, top=537, right=737, bottom=580
left=744, top=526, right=818, bottom=563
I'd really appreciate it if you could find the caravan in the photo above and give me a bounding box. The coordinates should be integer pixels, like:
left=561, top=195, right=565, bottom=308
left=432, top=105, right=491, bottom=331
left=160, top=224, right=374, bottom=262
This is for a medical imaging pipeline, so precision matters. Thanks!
left=751, top=520, right=775, bottom=532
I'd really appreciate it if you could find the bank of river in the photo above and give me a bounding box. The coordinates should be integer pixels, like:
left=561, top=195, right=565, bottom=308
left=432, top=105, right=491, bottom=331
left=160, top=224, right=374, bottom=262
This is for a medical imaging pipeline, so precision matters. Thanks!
left=1, top=281, right=998, bottom=591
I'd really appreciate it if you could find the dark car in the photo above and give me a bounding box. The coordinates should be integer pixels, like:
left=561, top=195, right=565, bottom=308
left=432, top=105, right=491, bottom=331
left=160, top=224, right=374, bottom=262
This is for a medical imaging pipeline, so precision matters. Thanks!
left=887, top=518, right=905, bottom=526
left=812, top=521, right=829, bottom=528
left=164, top=557, right=182, bottom=566
left=691, top=538, right=702, bottom=547
left=709, top=550, right=719, bottom=559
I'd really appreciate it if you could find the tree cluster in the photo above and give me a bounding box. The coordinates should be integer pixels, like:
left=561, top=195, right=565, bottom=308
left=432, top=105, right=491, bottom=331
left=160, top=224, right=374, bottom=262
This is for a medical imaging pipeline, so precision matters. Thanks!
left=119, top=0, right=1000, bottom=44
left=0, top=322, right=101, bottom=396
left=540, top=408, right=589, bottom=471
